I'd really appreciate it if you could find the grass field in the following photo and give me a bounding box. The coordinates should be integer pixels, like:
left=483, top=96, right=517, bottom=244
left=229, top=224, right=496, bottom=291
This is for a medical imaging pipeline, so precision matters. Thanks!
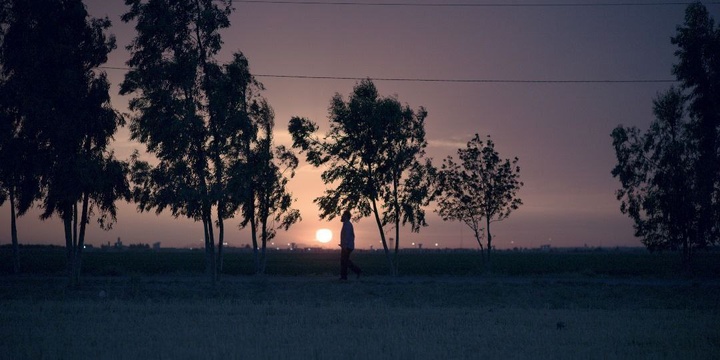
left=1, top=248, right=719, bottom=359
left=3, top=246, right=720, bottom=278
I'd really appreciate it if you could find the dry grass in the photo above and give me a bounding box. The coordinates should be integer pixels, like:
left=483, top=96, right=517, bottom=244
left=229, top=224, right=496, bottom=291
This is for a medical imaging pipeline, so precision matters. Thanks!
left=1, top=275, right=718, bottom=359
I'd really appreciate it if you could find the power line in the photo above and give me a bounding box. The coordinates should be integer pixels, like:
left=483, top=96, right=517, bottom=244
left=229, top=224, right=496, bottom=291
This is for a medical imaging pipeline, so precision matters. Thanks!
left=228, top=0, right=720, bottom=7
left=254, top=74, right=677, bottom=83
left=99, top=66, right=676, bottom=84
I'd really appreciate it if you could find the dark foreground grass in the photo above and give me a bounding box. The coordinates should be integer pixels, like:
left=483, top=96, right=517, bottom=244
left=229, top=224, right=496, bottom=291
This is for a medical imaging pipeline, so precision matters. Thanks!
left=1, top=248, right=719, bottom=359
left=2, top=246, right=720, bottom=278
left=1, top=274, right=719, bottom=359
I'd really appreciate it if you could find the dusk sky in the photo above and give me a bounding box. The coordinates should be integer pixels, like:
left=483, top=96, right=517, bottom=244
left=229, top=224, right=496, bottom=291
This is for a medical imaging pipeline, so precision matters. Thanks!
left=3, top=0, right=716, bottom=250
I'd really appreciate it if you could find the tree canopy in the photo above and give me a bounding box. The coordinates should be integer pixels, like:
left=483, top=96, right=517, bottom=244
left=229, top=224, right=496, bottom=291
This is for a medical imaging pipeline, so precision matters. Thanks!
left=289, top=79, right=433, bottom=275
left=121, top=0, right=274, bottom=282
left=612, top=3, right=719, bottom=265
left=436, top=134, right=522, bottom=265
left=1, top=0, right=128, bottom=285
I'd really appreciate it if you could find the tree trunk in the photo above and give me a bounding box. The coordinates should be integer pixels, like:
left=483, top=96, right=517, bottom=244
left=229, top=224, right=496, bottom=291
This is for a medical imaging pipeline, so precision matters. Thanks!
left=9, top=188, right=20, bottom=274
left=393, top=219, right=400, bottom=275
left=260, top=218, right=268, bottom=274
left=63, top=210, right=74, bottom=286
left=216, top=215, right=224, bottom=277
left=371, top=197, right=395, bottom=276
left=393, top=176, right=400, bottom=275
left=203, top=217, right=211, bottom=274
left=72, top=192, right=90, bottom=288
left=250, top=215, right=260, bottom=274
left=473, top=228, right=485, bottom=264
left=72, top=202, right=78, bottom=254
left=486, top=217, right=492, bottom=272
left=205, top=210, right=217, bottom=284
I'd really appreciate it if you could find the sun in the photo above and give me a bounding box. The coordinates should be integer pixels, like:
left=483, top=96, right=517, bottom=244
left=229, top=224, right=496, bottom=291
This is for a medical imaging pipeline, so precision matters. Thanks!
left=315, top=228, right=333, bottom=243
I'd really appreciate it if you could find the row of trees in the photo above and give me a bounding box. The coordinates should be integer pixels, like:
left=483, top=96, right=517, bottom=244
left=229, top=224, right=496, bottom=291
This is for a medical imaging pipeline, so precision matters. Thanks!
left=0, top=0, right=525, bottom=283
left=0, top=0, right=128, bottom=286
left=611, top=3, right=719, bottom=267
left=0, top=0, right=301, bottom=285
left=289, top=80, right=523, bottom=274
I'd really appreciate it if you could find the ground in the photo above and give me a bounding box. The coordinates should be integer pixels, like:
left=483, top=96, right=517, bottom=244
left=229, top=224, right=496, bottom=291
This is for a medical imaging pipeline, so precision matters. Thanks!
left=1, top=272, right=718, bottom=359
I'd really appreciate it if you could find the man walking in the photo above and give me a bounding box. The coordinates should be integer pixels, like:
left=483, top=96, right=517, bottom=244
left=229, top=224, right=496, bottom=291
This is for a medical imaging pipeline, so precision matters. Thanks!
left=340, top=210, right=361, bottom=280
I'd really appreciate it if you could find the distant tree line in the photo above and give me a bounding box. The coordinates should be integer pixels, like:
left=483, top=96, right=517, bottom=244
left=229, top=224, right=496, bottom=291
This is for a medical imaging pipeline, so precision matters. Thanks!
left=0, top=0, right=528, bottom=284
left=611, top=3, right=720, bottom=268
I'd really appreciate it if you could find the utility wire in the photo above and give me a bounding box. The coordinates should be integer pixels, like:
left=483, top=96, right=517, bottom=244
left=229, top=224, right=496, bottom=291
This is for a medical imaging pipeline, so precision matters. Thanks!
left=228, top=0, right=720, bottom=7
left=253, top=74, right=677, bottom=83
left=98, top=66, right=676, bottom=83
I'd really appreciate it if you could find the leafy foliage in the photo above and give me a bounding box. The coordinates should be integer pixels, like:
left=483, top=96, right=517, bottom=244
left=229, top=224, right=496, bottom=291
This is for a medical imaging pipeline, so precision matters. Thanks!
left=612, top=88, right=694, bottom=254
left=436, top=134, right=523, bottom=264
left=288, top=79, right=433, bottom=275
left=1, top=0, right=128, bottom=284
left=239, top=100, right=301, bottom=274
left=122, top=0, right=283, bottom=280
left=611, top=3, right=720, bottom=264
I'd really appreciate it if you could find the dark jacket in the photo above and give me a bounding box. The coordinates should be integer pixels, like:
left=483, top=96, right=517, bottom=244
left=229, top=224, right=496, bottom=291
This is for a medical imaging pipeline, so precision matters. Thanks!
left=340, top=220, right=355, bottom=250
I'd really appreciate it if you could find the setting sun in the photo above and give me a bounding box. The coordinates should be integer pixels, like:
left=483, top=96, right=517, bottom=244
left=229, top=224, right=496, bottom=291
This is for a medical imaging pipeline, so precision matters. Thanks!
left=315, top=228, right=333, bottom=243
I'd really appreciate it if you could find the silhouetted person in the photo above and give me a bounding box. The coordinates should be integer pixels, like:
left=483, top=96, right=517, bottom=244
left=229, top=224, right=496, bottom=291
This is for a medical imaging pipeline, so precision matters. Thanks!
left=340, top=210, right=361, bottom=280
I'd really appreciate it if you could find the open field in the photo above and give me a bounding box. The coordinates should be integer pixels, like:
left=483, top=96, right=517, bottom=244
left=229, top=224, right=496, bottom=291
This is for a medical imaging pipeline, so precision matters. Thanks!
left=1, top=249, right=719, bottom=359
left=2, top=246, right=720, bottom=278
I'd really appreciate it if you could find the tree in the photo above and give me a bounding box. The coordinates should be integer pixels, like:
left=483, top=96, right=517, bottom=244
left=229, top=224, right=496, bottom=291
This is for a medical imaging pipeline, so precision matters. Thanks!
left=671, top=3, right=720, bottom=251
left=611, top=3, right=719, bottom=266
left=1, top=0, right=128, bottom=286
left=121, top=0, right=260, bottom=282
left=289, top=79, right=432, bottom=275
left=238, top=100, right=301, bottom=274
left=0, top=0, right=46, bottom=275
left=0, top=75, right=42, bottom=274
left=612, top=88, right=695, bottom=259
left=0, top=110, right=43, bottom=275
left=435, top=134, right=523, bottom=267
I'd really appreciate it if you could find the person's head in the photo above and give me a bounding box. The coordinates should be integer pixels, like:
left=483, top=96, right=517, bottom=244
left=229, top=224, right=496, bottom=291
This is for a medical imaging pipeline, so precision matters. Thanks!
left=341, top=210, right=351, bottom=222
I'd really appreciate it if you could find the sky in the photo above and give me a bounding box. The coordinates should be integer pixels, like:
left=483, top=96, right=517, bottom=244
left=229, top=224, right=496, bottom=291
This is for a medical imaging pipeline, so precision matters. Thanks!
left=3, top=0, right=716, bottom=250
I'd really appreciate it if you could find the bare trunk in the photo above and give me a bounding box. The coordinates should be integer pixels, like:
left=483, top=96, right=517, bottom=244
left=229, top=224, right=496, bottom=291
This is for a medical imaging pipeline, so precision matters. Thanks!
left=72, top=192, right=90, bottom=288
left=473, top=228, right=485, bottom=263
left=63, top=208, right=73, bottom=285
left=72, top=202, right=78, bottom=254
left=216, top=215, right=224, bottom=277
left=65, top=205, right=74, bottom=276
left=486, top=217, right=492, bottom=271
left=394, top=219, right=400, bottom=274
left=250, top=214, right=260, bottom=274
left=203, top=217, right=210, bottom=273
left=205, top=210, right=217, bottom=285
left=393, top=176, right=400, bottom=275
left=9, top=189, right=20, bottom=274
left=260, top=217, right=268, bottom=274
left=371, top=197, right=395, bottom=276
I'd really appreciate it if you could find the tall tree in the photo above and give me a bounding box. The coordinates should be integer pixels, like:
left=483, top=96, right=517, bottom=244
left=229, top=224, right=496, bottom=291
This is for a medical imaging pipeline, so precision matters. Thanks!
left=1, top=0, right=128, bottom=286
left=612, top=88, right=694, bottom=259
left=435, top=134, right=523, bottom=267
left=0, top=0, right=45, bottom=275
left=0, top=74, right=42, bottom=274
left=671, top=3, right=720, bottom=250
left=239, top=100, right=301, bottom=274
left=121, top=0, right=259, bottom=282
left=611, top=3, right=719, bottom=265
left=289, top=79, right=432, bottom=275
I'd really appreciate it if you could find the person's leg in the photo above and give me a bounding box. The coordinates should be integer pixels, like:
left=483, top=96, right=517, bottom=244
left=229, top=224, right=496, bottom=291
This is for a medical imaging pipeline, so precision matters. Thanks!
left=340, top=248, right=349, bottom=279
left=347, top=249, right=361, bottom=278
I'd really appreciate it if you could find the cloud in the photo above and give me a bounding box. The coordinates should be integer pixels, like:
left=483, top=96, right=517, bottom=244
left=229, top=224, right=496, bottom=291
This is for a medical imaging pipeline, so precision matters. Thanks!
left=427, top=137, right=467, bottom=150
left=273, top=129, right=295, bottom=148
